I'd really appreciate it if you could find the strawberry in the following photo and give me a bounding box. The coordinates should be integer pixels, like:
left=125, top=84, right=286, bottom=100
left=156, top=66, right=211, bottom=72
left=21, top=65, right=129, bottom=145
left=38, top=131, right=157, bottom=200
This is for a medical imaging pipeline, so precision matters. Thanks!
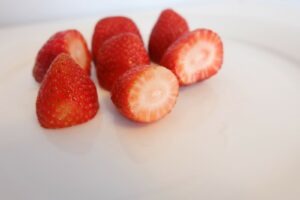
left=92, top=16, right=142, bottom=62
left=36, top=53, right=99, bottom=129
left=33, top=29, right=91, bottom=83
left=111, top=65, right=179, bottom=123
left=148, top=9, right=189, bottom=63
left=160, top=29, right=223, bottom=85
left=96, top=33, right=150, bottom=91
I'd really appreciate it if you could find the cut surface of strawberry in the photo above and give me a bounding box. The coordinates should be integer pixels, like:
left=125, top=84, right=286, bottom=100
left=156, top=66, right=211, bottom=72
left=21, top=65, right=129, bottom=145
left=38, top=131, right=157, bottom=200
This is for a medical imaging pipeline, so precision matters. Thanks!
left=161, top=29, right=223, bottom=85
left=92, top=16, right=141, bottom=61
left=36, top=53, right=99, bottom=129
left=111, top=65, right=179, bottom=123
left=33, top=29, right=91, bottom=83
left=67, top=34, right=89, bottom=69
left=148, top=9, right=189, bottom=63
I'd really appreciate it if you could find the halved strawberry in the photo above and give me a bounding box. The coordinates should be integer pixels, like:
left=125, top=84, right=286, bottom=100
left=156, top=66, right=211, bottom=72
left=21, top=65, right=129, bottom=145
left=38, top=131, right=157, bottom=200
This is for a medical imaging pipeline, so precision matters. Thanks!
left=111, top=65, right=179, bottom=123
left=92, top=16, right=142, bottom=62
left=33, top=29, right=91, bottom=83
left=148, top=9, right=189, bottom=63
left=36, top=53, right=99, bottom=129
left=96, top=33, right=150, bottom=91
left=160, top=29, right=223, bottom=85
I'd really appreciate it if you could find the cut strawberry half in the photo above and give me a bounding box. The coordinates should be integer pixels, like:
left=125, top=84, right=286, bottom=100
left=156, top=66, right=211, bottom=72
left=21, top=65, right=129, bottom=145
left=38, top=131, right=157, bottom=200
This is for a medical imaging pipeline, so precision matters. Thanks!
left=160, top=29, right=223, bottom=85
left=33, top=29, right=91, bottom=83
left=148, top=9, right=189, bottom=63
left=91, top=16, right=142, bottom=62
left=96, top=33, right=150, bottom=91
left=36, top=53, right=99, bottom=129
left=111, top=65, right=179, bottom=123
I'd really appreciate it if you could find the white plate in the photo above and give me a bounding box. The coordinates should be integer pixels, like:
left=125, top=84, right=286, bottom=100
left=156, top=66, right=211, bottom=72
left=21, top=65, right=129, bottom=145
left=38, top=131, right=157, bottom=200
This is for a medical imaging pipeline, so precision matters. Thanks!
left=0, top=4, right=300, bottom=200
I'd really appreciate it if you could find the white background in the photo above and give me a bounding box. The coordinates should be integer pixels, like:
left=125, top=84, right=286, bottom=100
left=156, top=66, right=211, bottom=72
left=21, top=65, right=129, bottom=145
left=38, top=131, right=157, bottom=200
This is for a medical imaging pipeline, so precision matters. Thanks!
left=0, top=0, right=299, bottom=27
left=0, top=1, right=300, bottom=200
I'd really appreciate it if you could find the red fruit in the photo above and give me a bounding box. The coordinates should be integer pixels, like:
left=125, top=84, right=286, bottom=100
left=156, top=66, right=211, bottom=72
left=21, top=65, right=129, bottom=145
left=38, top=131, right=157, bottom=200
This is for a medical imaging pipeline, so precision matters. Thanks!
left=160, top=29, right=223, bottom=85
left=148, top=9, right=189, bottom=63
left=36, top=53, right=99, bottom=129
left=33, top=29, right=91, bottom=83
left=111, top=65, right=179, bottom=123
left=92, top=16, right=142, bottom=61
left=96, top=33, right=150, bottom=91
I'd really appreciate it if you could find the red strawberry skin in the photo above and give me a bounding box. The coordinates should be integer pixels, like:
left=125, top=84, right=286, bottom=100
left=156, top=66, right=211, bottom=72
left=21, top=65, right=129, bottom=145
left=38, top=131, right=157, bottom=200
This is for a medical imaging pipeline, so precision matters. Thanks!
left=36, top=53, right=99, bottom=129
left=33, top=29, right=91, bottom=83
left=160, top=29, right=224, bottom=85
left=96, top=33, right=150, bottom=91
left=111, top=65, right=179, bottom=123
left=111, top=66, right=147, bottom=120
left=92, top=16, right=142, bottom=62
left=148, top=9, right=189, bottom=63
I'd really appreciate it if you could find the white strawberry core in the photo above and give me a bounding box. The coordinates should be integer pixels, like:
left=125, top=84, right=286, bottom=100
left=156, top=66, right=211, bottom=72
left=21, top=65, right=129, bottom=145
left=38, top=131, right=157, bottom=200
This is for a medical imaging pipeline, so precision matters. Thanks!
left=68, top=37, right=87, bottom=69
left=179, top=41, right=216, bottom=83
left=128, top=66, right=179, bottom=122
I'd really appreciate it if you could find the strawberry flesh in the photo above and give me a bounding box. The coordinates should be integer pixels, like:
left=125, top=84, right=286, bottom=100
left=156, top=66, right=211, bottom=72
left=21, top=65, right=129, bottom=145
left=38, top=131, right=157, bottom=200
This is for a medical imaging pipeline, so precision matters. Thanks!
left=160, top=29, right=223, bottom=85
left=111, top=65, right=179, bottom=123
